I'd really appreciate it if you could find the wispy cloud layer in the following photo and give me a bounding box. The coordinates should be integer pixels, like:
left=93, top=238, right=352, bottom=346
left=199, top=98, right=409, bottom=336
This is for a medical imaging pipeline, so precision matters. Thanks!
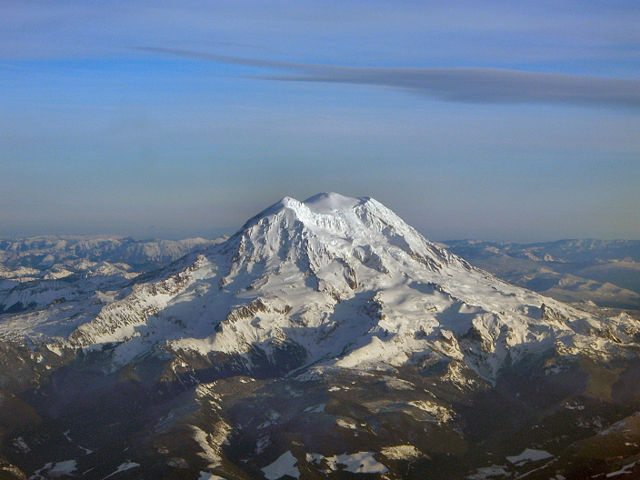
left=139, top=47, right=640, bottom=108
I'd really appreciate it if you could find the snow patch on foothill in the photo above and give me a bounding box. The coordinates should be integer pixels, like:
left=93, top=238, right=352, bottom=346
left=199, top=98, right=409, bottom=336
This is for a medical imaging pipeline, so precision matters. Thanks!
left=307, top=451, right=388, bottom=474
left=262, top=450, right=300, bottom=479
left=506, top=448, right=553, bottom=465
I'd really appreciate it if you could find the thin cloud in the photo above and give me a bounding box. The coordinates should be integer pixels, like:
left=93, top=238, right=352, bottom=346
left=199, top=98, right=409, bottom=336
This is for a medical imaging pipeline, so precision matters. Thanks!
left=137, top=47, right=640, bottom=109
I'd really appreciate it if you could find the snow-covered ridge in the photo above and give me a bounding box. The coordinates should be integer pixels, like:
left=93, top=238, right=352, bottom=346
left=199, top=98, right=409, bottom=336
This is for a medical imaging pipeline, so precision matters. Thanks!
left=68, top=255, right=213, bottom=347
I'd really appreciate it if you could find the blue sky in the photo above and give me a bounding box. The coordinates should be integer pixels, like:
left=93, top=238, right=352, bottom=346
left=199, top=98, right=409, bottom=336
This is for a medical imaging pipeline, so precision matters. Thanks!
left=1, top=0, right=639, bottom=241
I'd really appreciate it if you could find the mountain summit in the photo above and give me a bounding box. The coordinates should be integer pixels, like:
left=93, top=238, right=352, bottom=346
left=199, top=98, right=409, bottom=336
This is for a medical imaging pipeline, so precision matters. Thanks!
left=231, top=191, right=456, bottom=274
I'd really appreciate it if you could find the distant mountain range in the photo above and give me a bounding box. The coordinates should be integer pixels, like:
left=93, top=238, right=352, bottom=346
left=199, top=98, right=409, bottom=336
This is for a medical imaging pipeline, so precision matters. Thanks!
left=443, top=239, right=640, bottom=312
left=0, top=197, right=639, bottom=479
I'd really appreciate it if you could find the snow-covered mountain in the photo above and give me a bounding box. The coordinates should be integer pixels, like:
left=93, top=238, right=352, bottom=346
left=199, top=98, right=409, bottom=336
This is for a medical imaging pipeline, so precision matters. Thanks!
left=1, top=193, right=639, bottom=480
left=30, top=192, right=634, bottom=381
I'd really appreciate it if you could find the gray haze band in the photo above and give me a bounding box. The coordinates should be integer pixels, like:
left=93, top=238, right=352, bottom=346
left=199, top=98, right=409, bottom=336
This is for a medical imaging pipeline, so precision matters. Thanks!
left=137, top=47, right=640, bottom=109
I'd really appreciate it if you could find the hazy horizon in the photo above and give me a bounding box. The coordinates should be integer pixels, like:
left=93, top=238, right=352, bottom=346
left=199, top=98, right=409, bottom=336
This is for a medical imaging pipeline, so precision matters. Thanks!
left=2, top=1, right=639, bottom=242
left=1, top=189, right=638, bottom=245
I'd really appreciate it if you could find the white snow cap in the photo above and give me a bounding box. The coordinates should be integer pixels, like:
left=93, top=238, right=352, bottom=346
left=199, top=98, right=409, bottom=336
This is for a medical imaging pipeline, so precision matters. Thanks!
left=245, top=192, right=369, bottom=227
left=302, top=192, right=366, bottom=213
left=230, top=191, right=445, bottom=272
